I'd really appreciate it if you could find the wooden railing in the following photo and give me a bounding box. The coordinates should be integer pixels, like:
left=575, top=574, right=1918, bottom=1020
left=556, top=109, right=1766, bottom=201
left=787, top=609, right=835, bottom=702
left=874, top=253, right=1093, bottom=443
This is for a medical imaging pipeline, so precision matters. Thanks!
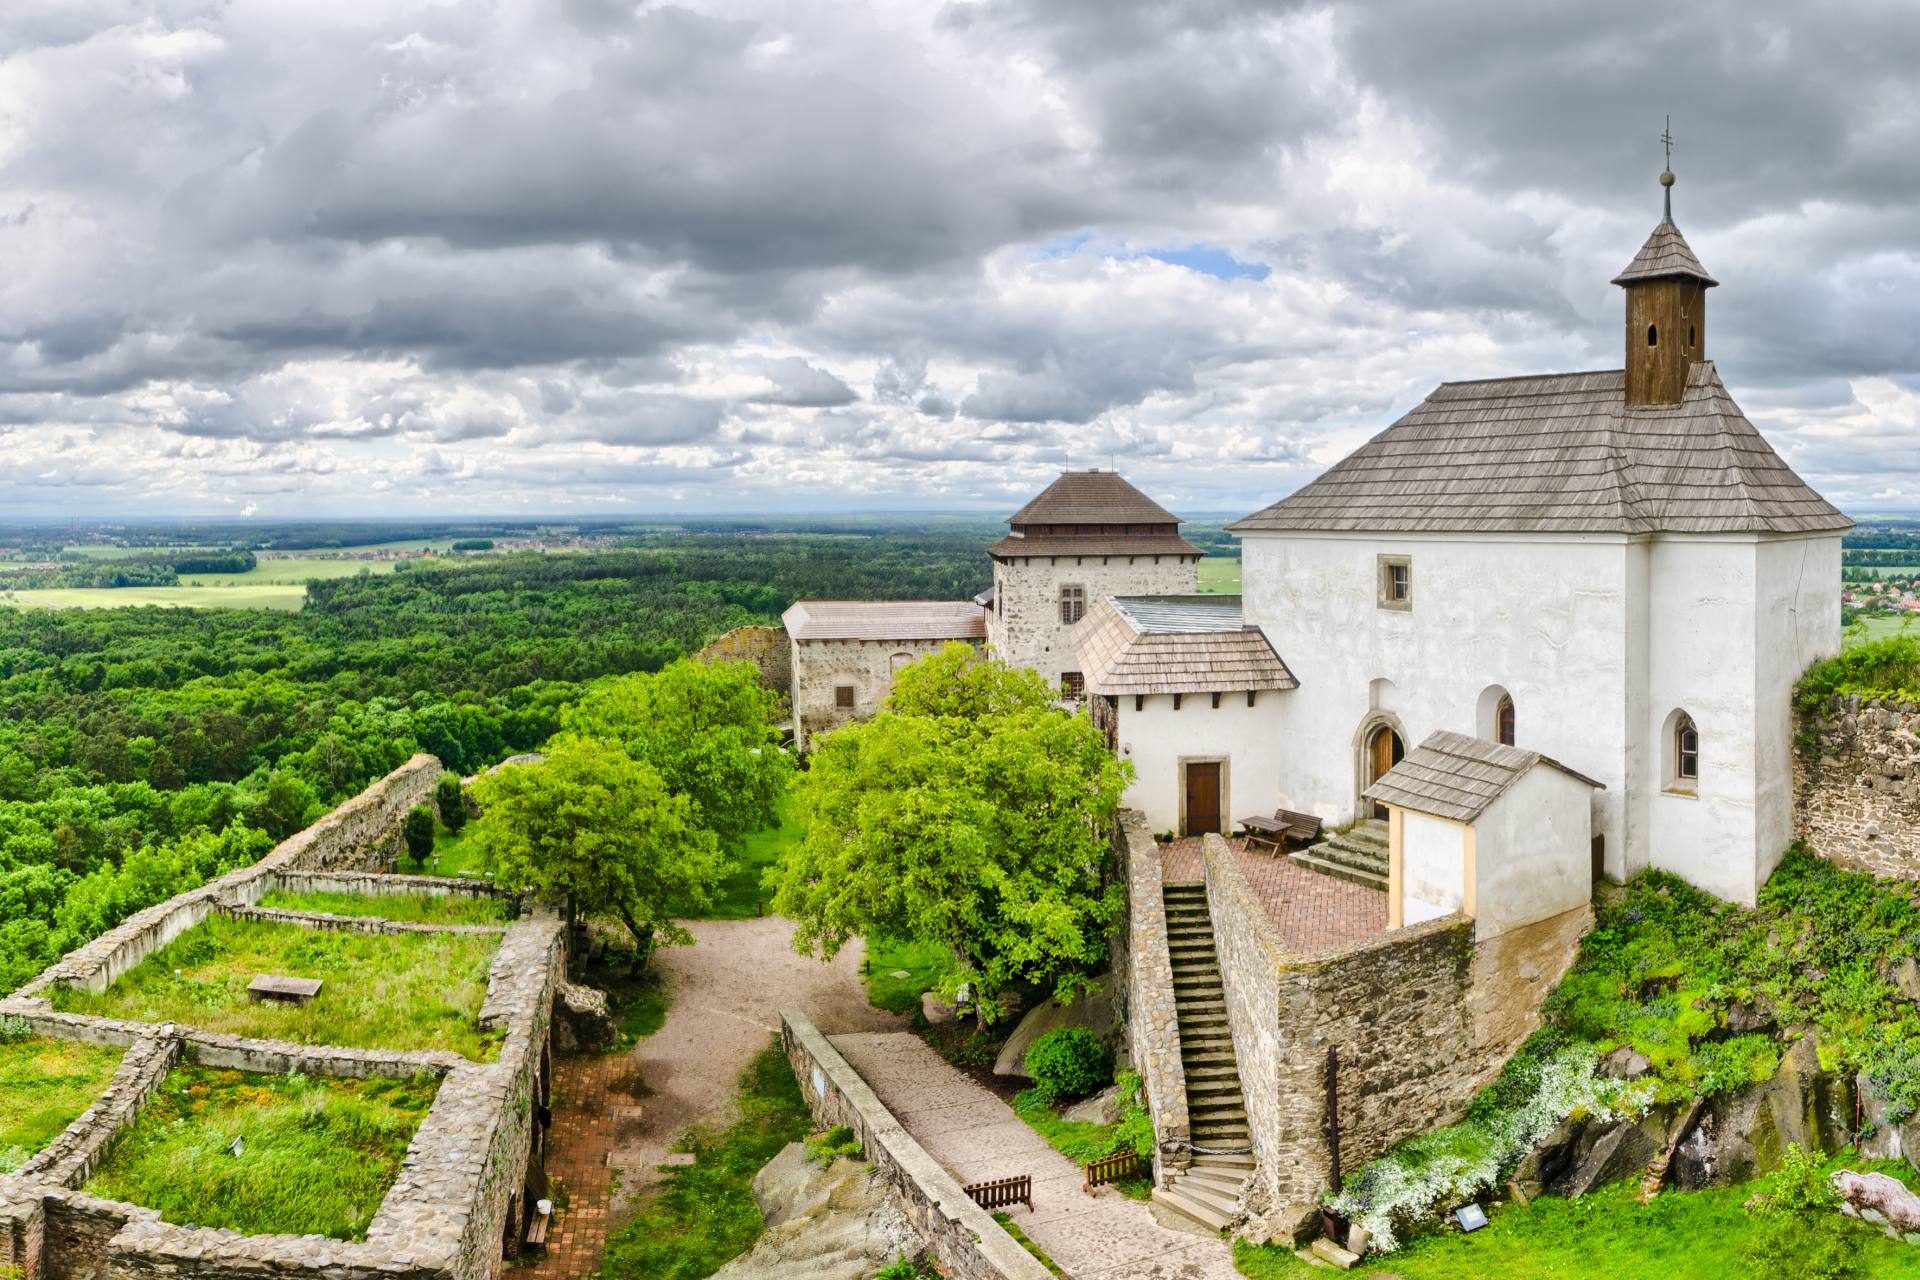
left=963, top=1174, right=1033, bottom=1212
left=1082, top=1150, right=1142, bottom=1194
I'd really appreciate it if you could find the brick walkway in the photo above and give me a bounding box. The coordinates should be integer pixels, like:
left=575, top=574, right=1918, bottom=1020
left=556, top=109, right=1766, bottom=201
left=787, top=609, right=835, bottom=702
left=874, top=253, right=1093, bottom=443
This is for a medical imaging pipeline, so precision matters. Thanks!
left=831, top=1031, right=1241, bottom=1280
left=527, top=1051, right=632, bottom=1279
left=1160, top=835, right=1387, bottom=957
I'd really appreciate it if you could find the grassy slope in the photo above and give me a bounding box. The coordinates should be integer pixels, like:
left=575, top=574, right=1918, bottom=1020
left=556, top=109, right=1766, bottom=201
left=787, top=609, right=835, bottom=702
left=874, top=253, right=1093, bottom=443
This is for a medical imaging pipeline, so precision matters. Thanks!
left=257, top=888, right=512, bottom=926
left=0, top=1037, right=126, bottom=1169
left=1197, top=556, right=1242, bottom=594
left=598, top=1045, right=813, bottom=1280
left=85, top=1065, right=438, bottom=1239
left=1235, top=1165, right=1920, bottom=1279
left=1846, top=614, right=1919, bottom=647
left=51, top=916, right=503, bottom=1060
left=863, top=937, right=953, bottom=1014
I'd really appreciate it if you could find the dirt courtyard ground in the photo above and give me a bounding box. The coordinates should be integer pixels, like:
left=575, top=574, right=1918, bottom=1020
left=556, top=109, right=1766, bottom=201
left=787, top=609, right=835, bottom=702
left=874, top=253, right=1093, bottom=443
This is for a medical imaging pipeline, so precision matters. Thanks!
left=529, top=915, right=904, bottom=1278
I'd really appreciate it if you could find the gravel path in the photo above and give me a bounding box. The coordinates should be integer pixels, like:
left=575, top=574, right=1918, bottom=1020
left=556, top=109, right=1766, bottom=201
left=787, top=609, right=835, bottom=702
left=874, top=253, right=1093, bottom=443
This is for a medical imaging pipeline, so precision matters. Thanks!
left=529, top=915, right=903, bottom=1278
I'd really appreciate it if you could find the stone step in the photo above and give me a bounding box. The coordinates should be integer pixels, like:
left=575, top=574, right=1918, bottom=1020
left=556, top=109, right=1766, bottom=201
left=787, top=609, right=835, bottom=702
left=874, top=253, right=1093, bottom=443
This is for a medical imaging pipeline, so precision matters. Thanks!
left=1172, top=969, right=1221, bottom=984
left=1166, top=927, right=1217, bottom=941
left=1182, top=1166, right=1248, bottom=1193
left=1184, top=1063, right=1241, bottom=1079
left=1180, top=1039, right=1236, bottom=1055
left=1316, top=839, right=1389, bottom=875
left=1192, top=1152, right=1256, bottom=1170
left=1163, top=884, right=1207, bottom=896
left=1168, top=1174, right=1240, bottom=1217
left=1187, top=1082, right=1243, bottom=1101
left=1189, top=1105, right=1248, bottom=1124
left=1152, top=1185, right=1232, bottom=1232
left=1286, top=851, right=1388, bottom=891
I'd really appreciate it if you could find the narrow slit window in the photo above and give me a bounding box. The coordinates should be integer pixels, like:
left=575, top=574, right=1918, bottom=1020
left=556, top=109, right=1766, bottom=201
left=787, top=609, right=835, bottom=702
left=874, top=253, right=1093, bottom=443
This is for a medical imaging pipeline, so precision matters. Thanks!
left=1497, top=695, right=1515, bottom=747
left=1677, top=718, right=1699, bottom=781
left=1688, top=324, right=1697, bottom=347
left=1647, top=323, right=1658, bottom=347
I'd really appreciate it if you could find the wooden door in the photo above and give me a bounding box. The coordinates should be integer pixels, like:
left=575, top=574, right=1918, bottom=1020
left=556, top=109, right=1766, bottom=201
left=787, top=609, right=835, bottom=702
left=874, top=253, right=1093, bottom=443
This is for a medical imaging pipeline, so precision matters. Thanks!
left=1185, top=762, right=1221, bottom=836
left=1367, top=729, right=1404, bottom=819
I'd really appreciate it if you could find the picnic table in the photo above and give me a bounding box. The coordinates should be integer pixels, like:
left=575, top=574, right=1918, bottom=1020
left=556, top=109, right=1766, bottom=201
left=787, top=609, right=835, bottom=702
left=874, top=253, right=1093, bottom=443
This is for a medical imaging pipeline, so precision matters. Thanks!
left=1239, top=809, right=1323, bottom=855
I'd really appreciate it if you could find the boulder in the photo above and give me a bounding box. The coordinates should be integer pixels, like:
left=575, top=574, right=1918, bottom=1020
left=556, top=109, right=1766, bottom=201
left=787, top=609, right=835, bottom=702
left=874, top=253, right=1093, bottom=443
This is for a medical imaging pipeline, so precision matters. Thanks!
left=1725, top=998, right=1778, bottom=1037
left=552, top=980, right=616, bottom=1052
left=1669, top=1037, right=1854, bottom=1190
left=1548, top=1119, right=1657, bottom=1199
left=1835, top=1169, right=1920, bottom=1244
left=920, top=991, right=956, bottom=1027
left=1061, top=1083, right=1125, bottom=1125
left=1510, top=1118, right=1581, bottom=1201
left=1598, top=1046, right=1652, bottom=1080
left=1891, top=956, right=1920, bottom=1004
left=992, top=980, right=1115, bottom=1078
left=1857, top=1073, right=1920, bottom=1163
left=710, top=1142, right=920, bottom=1280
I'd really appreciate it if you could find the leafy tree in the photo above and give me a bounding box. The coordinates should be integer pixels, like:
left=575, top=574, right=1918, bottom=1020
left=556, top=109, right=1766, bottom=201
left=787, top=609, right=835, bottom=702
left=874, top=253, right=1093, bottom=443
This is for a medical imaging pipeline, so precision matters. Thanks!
left=256, top=770, right=318, bottom=840
left=471, top=738, right=723, bottom=969
left=434, top=773, right=467, bottom=833
left=772, top=653, right=1129, bottom=1023
left=884, top=641, right=1054, bottom=720
left=557, top=660, right=791, bottom=845
left=402, top=805, right=436, bottom=869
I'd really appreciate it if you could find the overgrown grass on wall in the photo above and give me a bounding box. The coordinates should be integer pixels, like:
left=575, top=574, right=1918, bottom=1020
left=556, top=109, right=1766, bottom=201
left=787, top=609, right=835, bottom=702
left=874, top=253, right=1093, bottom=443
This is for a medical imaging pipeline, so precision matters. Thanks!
left=257, top=888, right=513, bottom=926
left=84, top=1065, right=439, bottom=1240
left=1797, top=634, right=1920, bottom=710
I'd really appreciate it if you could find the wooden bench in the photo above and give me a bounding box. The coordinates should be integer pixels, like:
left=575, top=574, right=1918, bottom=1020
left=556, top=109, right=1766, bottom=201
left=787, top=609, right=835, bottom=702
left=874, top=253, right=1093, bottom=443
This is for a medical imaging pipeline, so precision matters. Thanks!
left=963, top=1174, right=1033, bottom=1212
left=1083, top=1150, right=1142, bottom=1194
left=1239, top=809, right=1323, bottom=855
left=524, top=1200, right=552, bottom=1246
left=246, top=974, right=323, bottom=1005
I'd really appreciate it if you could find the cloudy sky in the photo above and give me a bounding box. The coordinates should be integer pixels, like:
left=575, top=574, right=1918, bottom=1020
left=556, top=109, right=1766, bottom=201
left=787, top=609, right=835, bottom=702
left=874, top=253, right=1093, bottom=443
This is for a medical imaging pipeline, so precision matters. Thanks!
left=2, top=0, right=1916, bottom=521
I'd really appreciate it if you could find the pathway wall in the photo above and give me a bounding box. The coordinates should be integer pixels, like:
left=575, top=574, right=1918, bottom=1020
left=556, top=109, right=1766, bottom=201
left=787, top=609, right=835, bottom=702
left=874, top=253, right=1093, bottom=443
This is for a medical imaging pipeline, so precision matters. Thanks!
left=781, top=1011, right=1050, bottom=1280
left=1795, top=695, right=1920, bottom=878
left=1108, top=811, right=1189, bottom=1184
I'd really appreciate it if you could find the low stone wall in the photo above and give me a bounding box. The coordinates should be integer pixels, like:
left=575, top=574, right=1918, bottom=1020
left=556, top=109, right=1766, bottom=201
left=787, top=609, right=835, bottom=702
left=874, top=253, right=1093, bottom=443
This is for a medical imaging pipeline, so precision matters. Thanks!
left=1204, top=836, right=1480, bottom=1230
left=223, top=905, right=508, bottom=939
left=19, top=1034, right=179, bottom=1189
left=695, top=625, right=792, bottom=700
left=1108, top=810, right=1189, bottom=1185
left=780, top=1011, right=1049, bottom=1280
left=249, top=870, right=513, bottom=906
left=1795, top=695, right=1920, bottom=878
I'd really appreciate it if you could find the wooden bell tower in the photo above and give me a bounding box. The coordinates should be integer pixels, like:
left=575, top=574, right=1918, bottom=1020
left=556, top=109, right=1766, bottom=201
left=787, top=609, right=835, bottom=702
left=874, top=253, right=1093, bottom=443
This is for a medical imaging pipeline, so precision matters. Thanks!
left=1613, top=127, right=1717, bottom=407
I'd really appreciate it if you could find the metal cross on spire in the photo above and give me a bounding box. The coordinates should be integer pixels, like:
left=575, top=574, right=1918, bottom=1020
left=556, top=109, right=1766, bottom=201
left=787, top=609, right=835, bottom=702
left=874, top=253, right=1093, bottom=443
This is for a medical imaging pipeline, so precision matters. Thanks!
left=1660, top=115, right=1676, bottom=223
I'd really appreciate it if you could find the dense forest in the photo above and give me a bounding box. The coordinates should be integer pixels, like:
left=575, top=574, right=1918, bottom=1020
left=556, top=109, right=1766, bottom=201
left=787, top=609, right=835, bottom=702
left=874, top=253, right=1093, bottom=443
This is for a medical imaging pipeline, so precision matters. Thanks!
left=0, top=533, right=989, bottom=992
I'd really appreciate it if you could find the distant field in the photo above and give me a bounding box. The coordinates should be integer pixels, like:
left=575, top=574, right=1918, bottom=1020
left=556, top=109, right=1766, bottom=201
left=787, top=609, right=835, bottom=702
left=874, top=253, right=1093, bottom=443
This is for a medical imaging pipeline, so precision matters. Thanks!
left=1197, top=556, right=1242, bottom=594
left=0, top=585, right=306, bottom=611
left=179, top=557, right=427, bottom=586
left=1849, top=615, right=1919, bottom=648
left=58, top=544, right=222, bottom=559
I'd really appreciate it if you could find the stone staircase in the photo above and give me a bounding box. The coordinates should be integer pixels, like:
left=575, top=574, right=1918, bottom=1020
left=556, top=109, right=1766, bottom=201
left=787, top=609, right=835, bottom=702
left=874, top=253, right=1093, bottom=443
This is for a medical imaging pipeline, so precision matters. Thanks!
left=1152, top=882, right=1254, bottom=1232
left=1291, top=818, right=1389, bottom=890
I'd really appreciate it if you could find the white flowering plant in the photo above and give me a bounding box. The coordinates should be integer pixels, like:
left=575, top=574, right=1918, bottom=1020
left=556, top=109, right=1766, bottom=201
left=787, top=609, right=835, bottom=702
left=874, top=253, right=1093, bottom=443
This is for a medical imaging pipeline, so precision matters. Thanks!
left=1328, top=1040, right=1655, bottom=1252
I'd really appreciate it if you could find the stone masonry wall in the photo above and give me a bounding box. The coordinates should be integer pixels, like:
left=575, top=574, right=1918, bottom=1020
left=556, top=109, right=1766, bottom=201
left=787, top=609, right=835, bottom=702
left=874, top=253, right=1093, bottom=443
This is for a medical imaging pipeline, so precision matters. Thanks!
left=695, top=625, right=793, bottom=701
left=1795, top=695, right=1920, bottom=878
left=1109, top=810, right=1189, bottom=1185
left=781, top=1011, right=1049, bottom=1280
left=988, top=554, right=1197, bottom=686
left=790, top=636, right=958, bottom=750
left=1204, top=837, right=1479, bottom=1226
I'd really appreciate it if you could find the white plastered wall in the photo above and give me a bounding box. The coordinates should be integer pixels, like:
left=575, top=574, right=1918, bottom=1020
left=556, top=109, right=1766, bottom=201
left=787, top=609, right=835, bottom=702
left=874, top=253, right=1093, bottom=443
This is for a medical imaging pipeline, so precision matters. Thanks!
left=1471, top=765, right=1594, bottom=940
left=1398, top=810, right=1466, bottom=925
left=1111, top=690, right=1288, bottom=834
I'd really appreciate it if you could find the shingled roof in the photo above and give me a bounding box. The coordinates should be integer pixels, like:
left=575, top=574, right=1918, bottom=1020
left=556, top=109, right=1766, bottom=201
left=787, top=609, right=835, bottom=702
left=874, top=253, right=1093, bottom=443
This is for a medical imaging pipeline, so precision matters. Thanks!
left=1612, top=221, right=1718, bottom=287
left=1009, top=470, right=1184, bottom=526
left=1229, top=363, right=1851, bottom=536
left=1075, top=595, right=1298, bottom=696
left=1362, top=731, right=1602, bottom=824
left=782, top=600, right=986, bottom=642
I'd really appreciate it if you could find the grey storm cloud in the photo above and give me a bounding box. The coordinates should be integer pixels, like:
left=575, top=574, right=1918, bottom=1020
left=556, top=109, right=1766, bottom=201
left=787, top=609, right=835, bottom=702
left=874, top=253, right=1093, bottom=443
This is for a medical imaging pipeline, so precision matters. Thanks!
left=0, top=0, right=1915, bottom=516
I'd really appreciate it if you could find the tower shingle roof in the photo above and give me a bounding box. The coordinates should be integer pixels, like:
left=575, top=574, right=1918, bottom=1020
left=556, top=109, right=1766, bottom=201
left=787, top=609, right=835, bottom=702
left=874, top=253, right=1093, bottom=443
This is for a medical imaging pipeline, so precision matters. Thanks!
left=1229, top=363, right=1851, bottom=536
left=1612, top=222, right=1718, bottom=287
left=1008, top=470, right=1185, bottom=526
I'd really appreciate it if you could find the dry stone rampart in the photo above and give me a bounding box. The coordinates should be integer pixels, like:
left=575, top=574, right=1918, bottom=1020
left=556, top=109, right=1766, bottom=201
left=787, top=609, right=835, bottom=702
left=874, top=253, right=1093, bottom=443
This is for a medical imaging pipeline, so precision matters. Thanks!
left=1108, top=810, right=1189, bottom=1184
left=696, top=625, right=793, bottom=699
left=781, top=1011, right=1048, bottom=1280
left=1795, top=695, right=1920, bottom=878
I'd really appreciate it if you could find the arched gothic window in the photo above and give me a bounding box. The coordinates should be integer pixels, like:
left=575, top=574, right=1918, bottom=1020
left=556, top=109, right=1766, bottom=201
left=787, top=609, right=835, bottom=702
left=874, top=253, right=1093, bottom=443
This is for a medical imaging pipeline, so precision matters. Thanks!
left=1496, top=695, right=1515, bottom=747
left=1675, top=715, right=1699, bottom=781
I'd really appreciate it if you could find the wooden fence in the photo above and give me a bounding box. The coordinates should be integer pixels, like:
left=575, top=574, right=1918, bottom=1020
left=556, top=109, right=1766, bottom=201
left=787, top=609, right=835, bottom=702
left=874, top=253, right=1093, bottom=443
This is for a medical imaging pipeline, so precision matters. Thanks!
left=1082, top=1150, right=1142, bottom=1194
left=962, top=1174, right=1033, bottom=1212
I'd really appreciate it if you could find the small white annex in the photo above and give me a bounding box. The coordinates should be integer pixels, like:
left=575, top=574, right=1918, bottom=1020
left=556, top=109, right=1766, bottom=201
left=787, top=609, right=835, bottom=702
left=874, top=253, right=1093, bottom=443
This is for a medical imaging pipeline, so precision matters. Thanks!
left=1363, top=731, right=1602, bottom=940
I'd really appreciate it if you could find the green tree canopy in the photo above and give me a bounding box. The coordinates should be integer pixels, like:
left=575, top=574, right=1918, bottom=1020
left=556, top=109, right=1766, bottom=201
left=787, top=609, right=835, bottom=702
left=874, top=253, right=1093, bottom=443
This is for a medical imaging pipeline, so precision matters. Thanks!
left=471, top=738, right=723, bottom=968
left=883, top=641, right=1055, bottom=720
left=557, top=659, right=791, bottom=846
left=771, top=653, right=1129, bottom=1022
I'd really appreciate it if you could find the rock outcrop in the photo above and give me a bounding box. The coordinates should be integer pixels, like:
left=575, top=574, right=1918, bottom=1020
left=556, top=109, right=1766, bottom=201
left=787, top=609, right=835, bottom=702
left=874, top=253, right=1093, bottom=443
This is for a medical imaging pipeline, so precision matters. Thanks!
left=553, top=980, right=616, bottom=1052
left=1835, top=1169, right=1920, bottom=1244
left=709, top=1142, right=921, bottom=1280
left=991, top=981, right=1114, bottom=1078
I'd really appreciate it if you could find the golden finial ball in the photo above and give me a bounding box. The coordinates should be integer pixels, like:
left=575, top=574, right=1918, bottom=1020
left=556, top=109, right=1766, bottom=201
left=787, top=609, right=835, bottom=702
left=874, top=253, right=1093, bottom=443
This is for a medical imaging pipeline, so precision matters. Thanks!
left=1660, top=170, right=1676, bottom=187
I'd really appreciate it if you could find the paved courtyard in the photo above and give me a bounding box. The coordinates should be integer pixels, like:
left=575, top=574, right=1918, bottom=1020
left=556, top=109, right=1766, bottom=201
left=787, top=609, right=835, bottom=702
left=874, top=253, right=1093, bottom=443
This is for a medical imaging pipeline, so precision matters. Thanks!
left=832, top=1030, right=1241, bottom=1280
left=1160, top=835, right=1388, bottom=956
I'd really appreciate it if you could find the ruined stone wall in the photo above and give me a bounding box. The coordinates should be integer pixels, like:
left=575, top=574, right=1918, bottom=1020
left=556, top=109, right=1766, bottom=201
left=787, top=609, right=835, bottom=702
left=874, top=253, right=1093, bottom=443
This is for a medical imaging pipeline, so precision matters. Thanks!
left=271, top=754, right=443, bottom=874
left=695, top=625, right=792, bottom=700
left=789, top=636, right=958, bottom=750
left=1204, top=837, right=1480, bottom=1225
left=1109, top=811, right=1189, bottom=1185
left=1794, top=695, right=1920, bottom=878
left=781, top=1011, right=1049, bottom=1280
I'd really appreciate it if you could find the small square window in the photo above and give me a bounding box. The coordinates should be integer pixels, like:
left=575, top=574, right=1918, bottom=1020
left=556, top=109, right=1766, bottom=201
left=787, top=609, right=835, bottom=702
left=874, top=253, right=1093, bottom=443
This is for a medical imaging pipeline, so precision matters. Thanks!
left=1061, top=671, right=1085, bottom=699
left=1060, top=585, right=1086, bottom=625
left=834, top=685, right=855, bottom=709
left=1377, top=555, right=1412, bottom=611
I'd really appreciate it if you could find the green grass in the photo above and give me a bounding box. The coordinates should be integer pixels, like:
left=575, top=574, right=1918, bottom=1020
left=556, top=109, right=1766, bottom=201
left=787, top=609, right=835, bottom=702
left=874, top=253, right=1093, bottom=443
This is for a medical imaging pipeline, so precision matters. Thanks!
left=1197, top=555, right=1242, bottom=594
left=257, top=888, right=513, bottom=926
left=51, top=916, right=504, bottom=1060
left=1844, top=614, right=1919, bottom=648
left=1233, top=1161, right=1920, bottom=1279
left=705, top=792, right=805, bottom=919
left=597, top=1044, right=813, bottom=1280
left=0, top=1035, right=126, bottom=1171
left=1008, top=1087, right=1151, bottom=1200
left=178, top=557, right=422, bottom=586
left=862, top=938, right=954, bottom=1015
left=420, top=818, right=493, bottom=879
left=85, top=1064, right=439, bottom=1240
left=993, top=1213, right=1066, bottom=1275
left=0, top=585, right=307, bottom=611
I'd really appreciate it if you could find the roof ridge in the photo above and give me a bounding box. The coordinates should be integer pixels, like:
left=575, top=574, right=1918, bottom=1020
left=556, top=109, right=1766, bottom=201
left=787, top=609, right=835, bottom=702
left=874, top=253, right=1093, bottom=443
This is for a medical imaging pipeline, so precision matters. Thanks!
left=1437, top=368, right=1623, bottom=389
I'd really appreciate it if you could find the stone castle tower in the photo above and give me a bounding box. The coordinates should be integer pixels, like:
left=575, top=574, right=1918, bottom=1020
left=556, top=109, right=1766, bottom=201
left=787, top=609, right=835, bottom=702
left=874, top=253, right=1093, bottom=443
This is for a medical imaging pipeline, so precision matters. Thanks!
left=984, top=470, right=1202, bottom=690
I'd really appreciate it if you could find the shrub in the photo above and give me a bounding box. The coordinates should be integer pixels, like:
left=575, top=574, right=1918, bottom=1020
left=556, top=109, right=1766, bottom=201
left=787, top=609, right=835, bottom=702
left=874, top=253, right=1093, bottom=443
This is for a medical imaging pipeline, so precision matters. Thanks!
left=402, top=805, right=435, bottom=868
left=1024, top=1027, right=1112, bottom=1105
left=804, top=1124, right=862, bottom=1167
left=1742, top=1144, right=1861, bottom=1280
left=1112, top=1069, right=1153, bottom=1160
left=0, top=1015, right=31, bottom=1045
left=435, top=774, right=467, bottom=833
left=874, top=1256, right=937, bottom=1280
